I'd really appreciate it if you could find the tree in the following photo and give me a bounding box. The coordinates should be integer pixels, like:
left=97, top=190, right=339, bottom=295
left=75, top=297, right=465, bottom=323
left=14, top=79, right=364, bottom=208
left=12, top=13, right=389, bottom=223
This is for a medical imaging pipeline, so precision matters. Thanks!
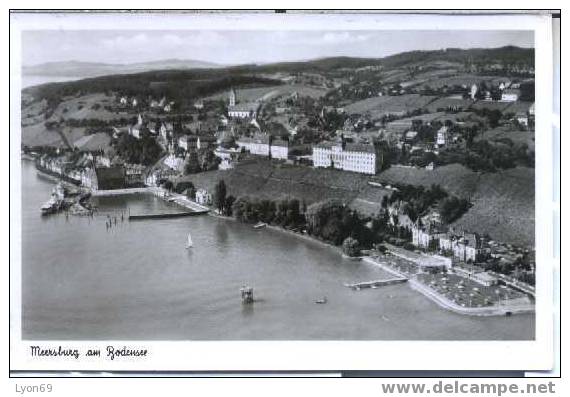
left=163, top=180, right=174, bottom=192
left=214, top=180, right=227, bottom=213
left=439, top=196, right=471, bottom=224
left=184, top=151, right=201, bottom=174
left=342, top=237, right=360, bottom=257
left=224, top=195, right=236, bottom=217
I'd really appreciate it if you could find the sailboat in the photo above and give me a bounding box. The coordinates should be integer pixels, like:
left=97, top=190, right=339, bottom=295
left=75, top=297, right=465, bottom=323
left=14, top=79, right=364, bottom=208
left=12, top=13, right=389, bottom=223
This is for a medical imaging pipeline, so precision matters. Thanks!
left=186, top=232, right=193, bottom=249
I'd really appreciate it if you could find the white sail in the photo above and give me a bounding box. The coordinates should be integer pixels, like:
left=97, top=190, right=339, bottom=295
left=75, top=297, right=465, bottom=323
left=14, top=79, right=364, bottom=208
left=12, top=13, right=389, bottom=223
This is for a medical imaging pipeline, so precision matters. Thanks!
left=186, top=232, right=193, bottom=248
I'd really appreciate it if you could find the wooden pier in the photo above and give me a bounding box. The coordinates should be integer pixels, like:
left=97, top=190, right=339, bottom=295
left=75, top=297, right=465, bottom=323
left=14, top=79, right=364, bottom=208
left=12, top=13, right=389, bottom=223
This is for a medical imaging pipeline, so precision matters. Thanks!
left=344, top=277, right=408, bottom=290
left=129, top=210, right=208, bottom=220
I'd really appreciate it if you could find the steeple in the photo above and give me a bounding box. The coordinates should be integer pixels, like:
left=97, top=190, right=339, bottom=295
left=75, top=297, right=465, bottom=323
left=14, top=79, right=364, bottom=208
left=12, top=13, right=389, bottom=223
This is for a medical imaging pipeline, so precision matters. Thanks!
left=229, top=88, right=236, bottom=107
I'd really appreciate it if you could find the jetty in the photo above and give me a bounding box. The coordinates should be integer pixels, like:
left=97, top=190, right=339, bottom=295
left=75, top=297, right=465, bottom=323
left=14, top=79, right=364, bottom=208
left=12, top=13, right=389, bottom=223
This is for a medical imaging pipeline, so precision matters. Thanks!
left=129, top=210, right=207, bottom=220
left=345, top=277, right=408, bottom=290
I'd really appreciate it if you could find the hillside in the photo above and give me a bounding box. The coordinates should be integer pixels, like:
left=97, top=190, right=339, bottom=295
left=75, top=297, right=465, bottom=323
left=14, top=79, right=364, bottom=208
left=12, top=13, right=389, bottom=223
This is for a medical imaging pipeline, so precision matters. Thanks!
left=178, top=161, right=534, bottom=247
left=379, top=46, right=534, bottom=69
left=373, top=164, right=534, bottom=246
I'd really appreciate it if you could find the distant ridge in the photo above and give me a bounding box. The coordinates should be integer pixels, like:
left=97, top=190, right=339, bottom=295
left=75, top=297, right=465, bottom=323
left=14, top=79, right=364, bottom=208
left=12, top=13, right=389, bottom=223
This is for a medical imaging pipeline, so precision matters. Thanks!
left=23, top=59, right=224, bottom=78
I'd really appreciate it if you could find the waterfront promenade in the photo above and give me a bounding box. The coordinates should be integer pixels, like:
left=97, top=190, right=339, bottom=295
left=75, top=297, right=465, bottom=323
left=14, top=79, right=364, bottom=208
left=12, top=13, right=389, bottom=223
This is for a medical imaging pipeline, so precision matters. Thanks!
left=362, top=255, right=534, bottom=317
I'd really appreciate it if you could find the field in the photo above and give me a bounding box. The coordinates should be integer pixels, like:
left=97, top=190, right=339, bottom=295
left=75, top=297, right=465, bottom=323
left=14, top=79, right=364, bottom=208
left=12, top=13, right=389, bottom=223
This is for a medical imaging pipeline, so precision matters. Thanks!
left=415, top=74, right=511, bottom=90
left=46, top=93, right=135, bottom=123
left=344, top=94, right=437, bottom=119
left=176, top=160, right=369, bottom=206
left=470, top=101, right=516, bottom=112
left=349, top=184, right=392, bottom=216
left=21, top=123, right=67, bottom=148
left=178, top=159, right=534, bottom=247
left=424, top=97, right=474, bottom=113
left=72, top=132, right=112, bottom=151
left=477, top=126, right=535, bottom=149
left=21, top=92, right=137, bottom=149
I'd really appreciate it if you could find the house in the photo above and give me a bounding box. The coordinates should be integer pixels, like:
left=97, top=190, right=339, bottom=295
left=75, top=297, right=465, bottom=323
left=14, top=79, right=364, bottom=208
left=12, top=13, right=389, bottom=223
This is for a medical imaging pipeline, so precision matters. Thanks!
left=404, top=131, right=418, bottom=143
left=81, top=167, right=98, bottom=190
left=195, top=188, right=212, bottom=205
left=197, top=135, right=218, bottom=150
left=194, top=100, right=204, bottom=110
left=124, top=164, right=146, bottom=187
left=237, top=135, right=270, bottom=157
left=312, top=141, right=377, bottom=175
left=412, top=222, right=445, bottom=250
left=178, top=135, right=198, bottom=152
left=218, top=157, right=235, bottom=170
left=436, top=126, right=449, bottom=147
left=501, top=88, right=521, bottom=102
left=439, top=231, right=485, bottom=263
left=129, top=114, right=144, bottom=139
left=470, top=84, right=478, bottom=100
left=164, top=154, right=184, bottom=171
left=516, top=112, right=529, bottom=127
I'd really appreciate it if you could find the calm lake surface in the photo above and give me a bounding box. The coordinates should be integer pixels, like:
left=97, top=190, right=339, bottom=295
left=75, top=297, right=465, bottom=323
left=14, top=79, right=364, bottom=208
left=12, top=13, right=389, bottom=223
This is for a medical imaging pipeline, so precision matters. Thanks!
left=21, top=161, right=535, bottom=340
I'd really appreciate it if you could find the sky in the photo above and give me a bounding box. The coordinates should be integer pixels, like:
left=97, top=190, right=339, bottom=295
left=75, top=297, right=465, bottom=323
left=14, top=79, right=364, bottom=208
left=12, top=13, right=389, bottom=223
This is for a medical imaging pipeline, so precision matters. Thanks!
left=21, top=30, right=534, bottom=67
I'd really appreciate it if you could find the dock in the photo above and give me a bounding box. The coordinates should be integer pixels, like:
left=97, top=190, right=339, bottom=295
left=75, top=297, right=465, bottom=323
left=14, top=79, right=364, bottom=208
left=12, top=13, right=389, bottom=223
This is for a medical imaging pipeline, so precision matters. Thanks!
left=129, top=210, right=208, bottom=220
left=344, top=277, right=408, bottom=290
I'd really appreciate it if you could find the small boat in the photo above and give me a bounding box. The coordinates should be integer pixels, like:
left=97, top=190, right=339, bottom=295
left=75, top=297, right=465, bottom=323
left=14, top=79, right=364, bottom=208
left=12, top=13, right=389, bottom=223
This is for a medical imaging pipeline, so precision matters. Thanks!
left=40, top=198, right=59, bottom=215
left=253, top=222, right=267, bottom=229
left=186, top=232, right=193, bottom=249
left=315, top=297, right=327, bottom=304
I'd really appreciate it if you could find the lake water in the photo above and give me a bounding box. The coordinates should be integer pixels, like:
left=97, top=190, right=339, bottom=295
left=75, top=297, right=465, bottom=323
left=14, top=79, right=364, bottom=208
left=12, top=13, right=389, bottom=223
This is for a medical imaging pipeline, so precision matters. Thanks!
left=21, top=161, right=534, bottom=340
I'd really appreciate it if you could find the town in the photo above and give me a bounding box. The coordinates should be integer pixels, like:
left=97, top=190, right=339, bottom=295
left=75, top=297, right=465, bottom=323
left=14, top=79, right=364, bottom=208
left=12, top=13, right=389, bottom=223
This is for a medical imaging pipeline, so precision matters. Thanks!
left=21, top=46, right=536, bottom=315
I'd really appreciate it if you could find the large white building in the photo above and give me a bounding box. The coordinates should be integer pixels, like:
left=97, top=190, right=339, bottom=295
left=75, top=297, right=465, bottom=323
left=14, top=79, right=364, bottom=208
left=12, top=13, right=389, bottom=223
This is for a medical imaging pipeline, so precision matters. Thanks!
left=312, top=142, right=377, bottom=175
left=270, top=139, right=289, bottom=160
left=237, top=135, right=270, bottom=156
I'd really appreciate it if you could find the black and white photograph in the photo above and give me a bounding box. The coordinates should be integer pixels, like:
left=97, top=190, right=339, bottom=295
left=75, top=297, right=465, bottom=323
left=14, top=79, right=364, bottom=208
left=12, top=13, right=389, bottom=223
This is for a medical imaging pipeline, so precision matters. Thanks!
left=9, top=10, right=558, bottom=374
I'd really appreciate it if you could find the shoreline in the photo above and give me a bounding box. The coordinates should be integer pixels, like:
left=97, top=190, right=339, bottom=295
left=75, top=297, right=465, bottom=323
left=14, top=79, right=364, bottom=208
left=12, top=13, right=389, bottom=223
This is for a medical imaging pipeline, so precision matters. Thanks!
left=209, top=212, right=535, bottom=317
left=408, top=278, right=535, bottom=317
left=32, top=168, right=535, bottom=318
left=207, top=211, right=344, bottom=254
left=360, top=256, right=534, bottom=317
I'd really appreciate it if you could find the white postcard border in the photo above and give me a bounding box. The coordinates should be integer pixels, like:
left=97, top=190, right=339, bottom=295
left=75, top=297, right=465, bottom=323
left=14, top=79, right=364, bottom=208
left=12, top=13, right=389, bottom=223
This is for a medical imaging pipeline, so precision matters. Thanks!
left=9, top=11, right=555, bottom=372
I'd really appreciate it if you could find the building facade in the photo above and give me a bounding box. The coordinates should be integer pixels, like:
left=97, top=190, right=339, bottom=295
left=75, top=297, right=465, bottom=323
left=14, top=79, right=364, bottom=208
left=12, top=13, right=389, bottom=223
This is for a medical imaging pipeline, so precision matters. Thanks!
left=501, top=89, right=520, bottom=102
left=237, top=136, right=270, bottom=157
left=436, top=126, right=448, bottom=147
left=312, top=142, right=377, bottom=175
left=270, top=139, right=289, bottom=160
left=439, top=232, right=484, bottom=263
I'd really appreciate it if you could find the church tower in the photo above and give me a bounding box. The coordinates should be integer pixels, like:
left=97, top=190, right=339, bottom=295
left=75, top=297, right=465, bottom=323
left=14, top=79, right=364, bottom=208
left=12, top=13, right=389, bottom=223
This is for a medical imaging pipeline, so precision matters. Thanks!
left=229, top=88, right=236, bottom=107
